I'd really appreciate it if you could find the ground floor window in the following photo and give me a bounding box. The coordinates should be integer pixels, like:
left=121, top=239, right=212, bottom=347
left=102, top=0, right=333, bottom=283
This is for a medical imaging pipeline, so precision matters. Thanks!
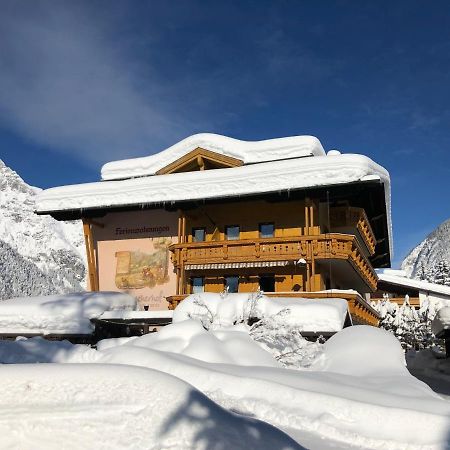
left=224, top=275, right=239, bottom=293
left=191, top=276, right=204, bottom=294
left=259, top=274, right=275, bottom=292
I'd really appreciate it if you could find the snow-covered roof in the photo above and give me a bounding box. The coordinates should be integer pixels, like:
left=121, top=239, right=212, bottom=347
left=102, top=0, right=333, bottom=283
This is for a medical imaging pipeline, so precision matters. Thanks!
left=0, top=292, right=137, bottom=335
left=377, top=269, right=450, bottom=297
left=173, top=293, right=350, bottom=332
left=36, top=134, right=393, bottom=258
left=99, top=310, right=173, bottom=320
left=101, top=133, right=325, bottom=180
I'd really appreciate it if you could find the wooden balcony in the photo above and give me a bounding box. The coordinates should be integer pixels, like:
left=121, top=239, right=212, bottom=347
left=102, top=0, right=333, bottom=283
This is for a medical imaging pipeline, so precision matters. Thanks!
left=169, top=233, right=378, bottom=291
left=166, top=291, right=380, bottom=327
left=329, top=207, right=376, bottom=255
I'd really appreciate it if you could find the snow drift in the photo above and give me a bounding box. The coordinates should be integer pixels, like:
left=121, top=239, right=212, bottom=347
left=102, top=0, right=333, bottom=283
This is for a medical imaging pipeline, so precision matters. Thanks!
left=0, top=363, right=299, bottom=449
left=1, top=321, right=449, bottom=449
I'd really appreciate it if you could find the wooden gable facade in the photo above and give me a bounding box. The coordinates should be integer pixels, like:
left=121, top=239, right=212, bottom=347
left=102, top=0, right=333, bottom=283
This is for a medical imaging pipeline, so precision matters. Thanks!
left=156, top=147, right=243, bottom=175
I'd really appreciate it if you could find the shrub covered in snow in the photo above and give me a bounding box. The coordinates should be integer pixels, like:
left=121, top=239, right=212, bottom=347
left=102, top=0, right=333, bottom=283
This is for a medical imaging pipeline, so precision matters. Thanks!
left=173, top=292, right=349, bottom=369
left=372, top=296, right=436, bottom=350
left=249, top=310, right=324, bottom=368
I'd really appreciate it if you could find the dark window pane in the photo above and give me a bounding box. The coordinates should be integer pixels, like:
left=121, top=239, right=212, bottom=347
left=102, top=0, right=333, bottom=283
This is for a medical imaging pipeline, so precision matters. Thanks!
left=192, top=277, right=204, bottom=294
left=193, top=228, right=206, bottom=242
left=225, top=276, right=239, bottom=293
left=259, top=223, right=274, bottom=238
left=259, top=275, right=275, bottom=292
left=225, top=225, right=240, bottom=240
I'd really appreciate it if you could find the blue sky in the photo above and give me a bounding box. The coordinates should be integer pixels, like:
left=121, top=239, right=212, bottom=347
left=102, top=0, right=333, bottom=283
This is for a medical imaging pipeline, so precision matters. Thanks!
left=1, top=0, right=449, bottom=266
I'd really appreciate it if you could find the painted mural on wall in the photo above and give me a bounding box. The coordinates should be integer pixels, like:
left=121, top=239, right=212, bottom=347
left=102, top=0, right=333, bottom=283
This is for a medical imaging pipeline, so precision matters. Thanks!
left=94, top=211, right=178, bottom=310
left=115, top=237, right=171, bottom=290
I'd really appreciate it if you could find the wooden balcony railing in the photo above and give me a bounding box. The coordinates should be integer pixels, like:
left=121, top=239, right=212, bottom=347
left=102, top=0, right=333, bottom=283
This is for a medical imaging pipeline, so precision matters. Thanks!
left=169, top=234, right=378, bottom=291
left=329, top=207, right=376, bottom=255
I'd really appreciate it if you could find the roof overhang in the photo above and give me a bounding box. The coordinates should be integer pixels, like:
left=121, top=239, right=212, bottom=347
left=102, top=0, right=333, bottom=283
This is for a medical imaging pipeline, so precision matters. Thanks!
left=36, top=153, right=392, bottom=266
left=376, top=270, right=450, bottom=297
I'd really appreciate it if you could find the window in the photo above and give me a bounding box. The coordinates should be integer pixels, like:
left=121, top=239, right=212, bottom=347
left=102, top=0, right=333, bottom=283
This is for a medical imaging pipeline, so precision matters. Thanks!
left=225, top=225, right=240, bottom=240
left=224, top=275, right=239, bottom=293
left=259, top=222, right=274, bottom=238
left=192, top=227, right=206, bottom=242
left=191, top=277, right=204, bottom=294
left=259, top=275, right=275, bottom=292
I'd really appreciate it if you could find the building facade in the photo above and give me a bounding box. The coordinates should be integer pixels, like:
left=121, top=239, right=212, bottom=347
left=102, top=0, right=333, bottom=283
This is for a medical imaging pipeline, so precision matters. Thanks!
left=36, top=134, right=392, bottom=326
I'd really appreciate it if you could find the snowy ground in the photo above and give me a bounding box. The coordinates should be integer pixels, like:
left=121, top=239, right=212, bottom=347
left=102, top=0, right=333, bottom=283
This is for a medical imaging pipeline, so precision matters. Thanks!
left=0, top=293, right=449, bottom=449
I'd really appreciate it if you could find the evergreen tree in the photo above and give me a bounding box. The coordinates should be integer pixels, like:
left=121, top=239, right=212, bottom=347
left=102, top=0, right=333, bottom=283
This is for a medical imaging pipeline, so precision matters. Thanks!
left=373, top=296, right=435, bottom=350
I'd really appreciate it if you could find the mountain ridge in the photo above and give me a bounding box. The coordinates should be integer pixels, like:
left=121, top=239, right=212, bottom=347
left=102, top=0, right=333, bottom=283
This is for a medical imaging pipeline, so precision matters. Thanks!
left=401, top=218, right=450, bottom=286
left=0, top=160, right=86, bottom=300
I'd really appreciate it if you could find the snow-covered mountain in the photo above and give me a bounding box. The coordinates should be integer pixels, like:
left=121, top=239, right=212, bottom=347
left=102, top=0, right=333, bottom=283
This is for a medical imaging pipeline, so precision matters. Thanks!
left=0, top=160, right=86, bottom=299
left=401, top=219, right=450, bottom=286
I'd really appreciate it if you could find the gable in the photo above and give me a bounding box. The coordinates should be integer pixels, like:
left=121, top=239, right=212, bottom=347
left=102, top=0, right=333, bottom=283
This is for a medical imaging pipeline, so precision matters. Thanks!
left=156, top=147, right=243, bottom=175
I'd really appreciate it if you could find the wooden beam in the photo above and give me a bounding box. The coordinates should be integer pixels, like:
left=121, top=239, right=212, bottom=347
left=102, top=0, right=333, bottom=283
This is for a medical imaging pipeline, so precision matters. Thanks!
left=82, top=219, right=98, bottom=291
left=156, top=147, right=243, bottom=175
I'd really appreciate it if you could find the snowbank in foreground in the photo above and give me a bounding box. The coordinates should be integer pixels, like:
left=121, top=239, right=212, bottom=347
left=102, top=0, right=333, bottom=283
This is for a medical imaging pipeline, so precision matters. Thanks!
left=98, top=319, right=280, bottom=367
left=96, top=326, right=450, bottom=449
left=310, top=326, right=408, bottom=376
left=2, top=324, right=449, bottom=449
left=173, top=293, right=349, bottom=332
left=0, top=292, right=137, bottom=334
left=0, top=363, right=299, bottom=450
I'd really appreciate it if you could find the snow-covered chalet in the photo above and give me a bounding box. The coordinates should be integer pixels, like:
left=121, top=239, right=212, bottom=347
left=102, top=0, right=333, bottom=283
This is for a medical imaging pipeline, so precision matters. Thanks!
left=36, top=134, right=392, bottom=326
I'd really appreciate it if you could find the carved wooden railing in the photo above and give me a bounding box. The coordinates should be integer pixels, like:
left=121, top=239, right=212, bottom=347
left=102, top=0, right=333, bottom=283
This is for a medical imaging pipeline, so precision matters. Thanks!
left=329, top=207, right=376, bottom=255
left=169, top=234, right=378, bottom=291
left=166, top=291, right=380, bottom=327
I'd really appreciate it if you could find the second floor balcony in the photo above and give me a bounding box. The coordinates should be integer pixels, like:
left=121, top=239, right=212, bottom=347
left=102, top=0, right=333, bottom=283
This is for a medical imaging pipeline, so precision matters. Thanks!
left=170, top=233, right=378, bottom=291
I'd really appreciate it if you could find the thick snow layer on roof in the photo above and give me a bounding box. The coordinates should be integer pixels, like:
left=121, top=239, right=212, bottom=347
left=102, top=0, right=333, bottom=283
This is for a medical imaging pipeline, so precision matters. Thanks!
left=99, top=309, right=173, bottom=320
left=377, top=269, right=450, bottom=297
left=37, top=154, right=391, bottom=250
left=431, top=306, right=450, bottom=336
left=173, top=293, right=349, bottom=332
left=101, top=133, right=325, bottom=180
left=0, top=364, right=298, bottom=449
left=0, top=292, right=137, bottom=334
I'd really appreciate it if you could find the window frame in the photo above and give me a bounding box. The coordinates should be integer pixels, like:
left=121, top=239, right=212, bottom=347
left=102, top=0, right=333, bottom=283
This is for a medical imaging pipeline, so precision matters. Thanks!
left=191, top=276, right=205, bottom=294
left=192, top=227, right=206, bottom=242
left=224, top=275, right=239, bottom=293
left=259, top=222, right=275, bottom=239
left=259, top=274, right=275, bottom=292
left=225, top=225, right=240, bottom=241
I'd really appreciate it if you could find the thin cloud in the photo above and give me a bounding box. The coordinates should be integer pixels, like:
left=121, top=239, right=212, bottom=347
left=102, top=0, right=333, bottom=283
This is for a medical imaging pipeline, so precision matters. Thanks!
left=0, top=1, right=201, bottom=164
